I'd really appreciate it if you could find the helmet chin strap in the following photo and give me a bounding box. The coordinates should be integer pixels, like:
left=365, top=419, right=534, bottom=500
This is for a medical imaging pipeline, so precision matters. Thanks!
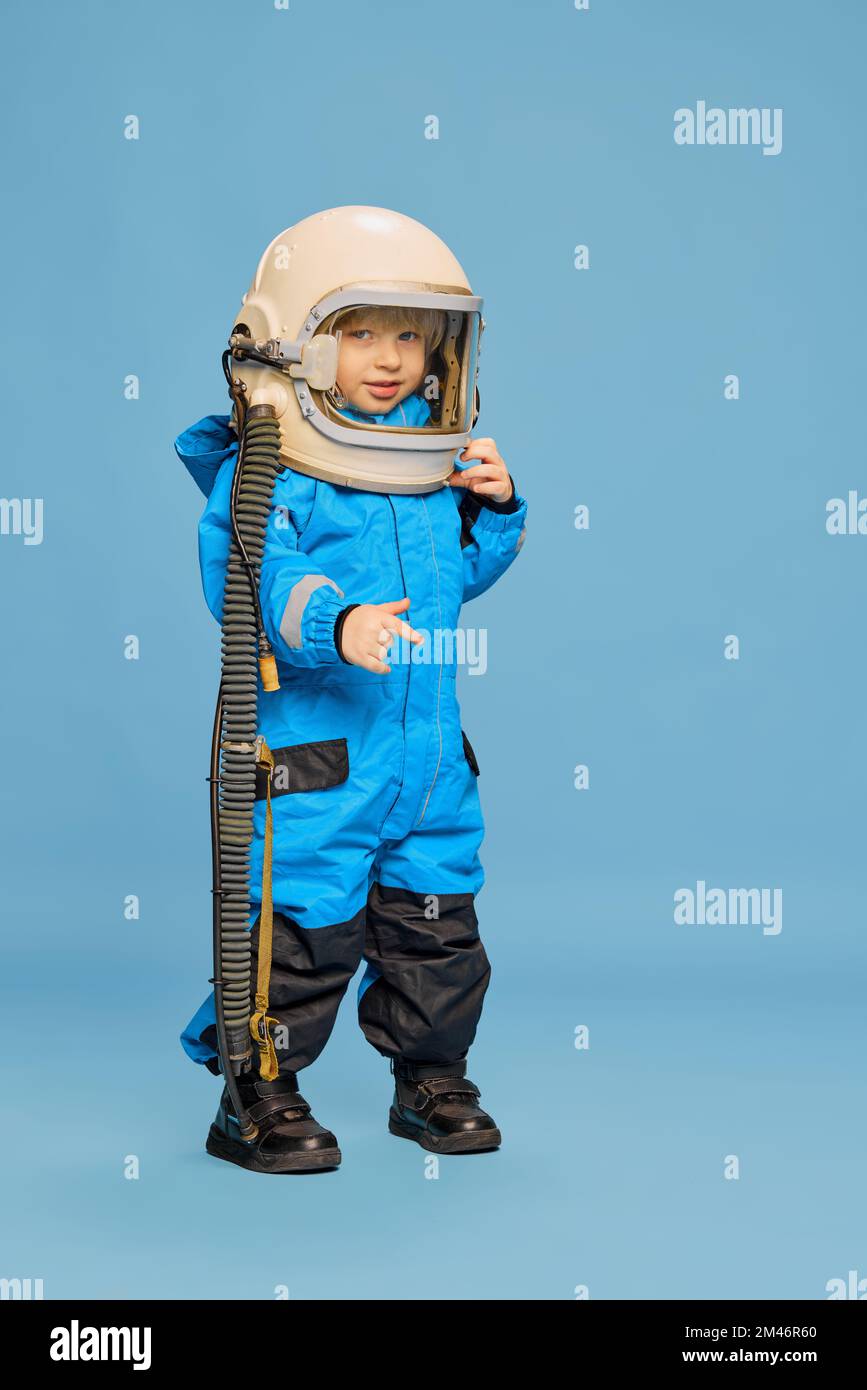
left=325, top=376, right=349, bottom=412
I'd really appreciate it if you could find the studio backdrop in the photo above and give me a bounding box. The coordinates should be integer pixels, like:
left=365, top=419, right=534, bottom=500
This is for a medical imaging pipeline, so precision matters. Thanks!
left=1, top=0, right=864, bottom=1301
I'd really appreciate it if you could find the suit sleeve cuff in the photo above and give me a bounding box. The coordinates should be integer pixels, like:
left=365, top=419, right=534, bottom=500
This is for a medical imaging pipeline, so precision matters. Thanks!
left=333, top=604, right=361, bottom=663
left=301, top=586, right=351, bottom=663
left=475, top=474, right=522, bottom=513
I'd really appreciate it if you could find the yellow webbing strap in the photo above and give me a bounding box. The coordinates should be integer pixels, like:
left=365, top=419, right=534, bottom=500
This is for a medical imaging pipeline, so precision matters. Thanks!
left=249, top=737, right=281, bottom=1081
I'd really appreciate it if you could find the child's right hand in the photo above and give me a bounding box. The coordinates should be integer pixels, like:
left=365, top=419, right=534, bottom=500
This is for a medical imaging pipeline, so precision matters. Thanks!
left=339, top=597, right=424, bottom=674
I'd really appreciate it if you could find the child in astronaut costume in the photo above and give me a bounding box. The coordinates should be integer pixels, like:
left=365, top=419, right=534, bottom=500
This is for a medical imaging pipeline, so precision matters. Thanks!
left=175, top=207, right=527, bottom=1172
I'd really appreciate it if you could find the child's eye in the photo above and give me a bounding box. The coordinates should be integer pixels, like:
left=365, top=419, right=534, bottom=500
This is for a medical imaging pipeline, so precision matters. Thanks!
left=399, top=331, right=418, bottom=341
left=351, top=328, right=372, bottom=340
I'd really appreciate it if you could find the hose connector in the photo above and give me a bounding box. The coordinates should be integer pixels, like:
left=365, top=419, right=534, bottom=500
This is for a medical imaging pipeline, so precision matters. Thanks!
left=258, top=636, right=280, bottom=692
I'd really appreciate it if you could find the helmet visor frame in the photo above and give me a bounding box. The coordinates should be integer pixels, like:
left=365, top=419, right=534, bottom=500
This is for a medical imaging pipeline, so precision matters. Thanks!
left=296, top=283, right=483, bottom=451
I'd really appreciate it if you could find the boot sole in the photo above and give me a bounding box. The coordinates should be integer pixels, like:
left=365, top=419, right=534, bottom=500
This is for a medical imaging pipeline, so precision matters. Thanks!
left=206, top=1123, right=341, bottom=1174
left=388, top=1107, right=501, bottom=1154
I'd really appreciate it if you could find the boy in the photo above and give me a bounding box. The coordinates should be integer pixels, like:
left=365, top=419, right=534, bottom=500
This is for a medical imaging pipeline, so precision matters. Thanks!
left=176, top=206, right=527, bottom=1172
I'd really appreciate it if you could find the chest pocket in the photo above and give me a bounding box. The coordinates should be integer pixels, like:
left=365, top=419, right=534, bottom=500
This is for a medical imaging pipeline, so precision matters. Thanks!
left=254, top=739, right=349, bottom=798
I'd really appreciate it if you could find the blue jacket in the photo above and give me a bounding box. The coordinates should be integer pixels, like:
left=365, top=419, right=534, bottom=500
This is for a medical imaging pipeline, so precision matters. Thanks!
left=173, top=399, right=527, bottom=1068
left=178, top=401, right=527, bottom=674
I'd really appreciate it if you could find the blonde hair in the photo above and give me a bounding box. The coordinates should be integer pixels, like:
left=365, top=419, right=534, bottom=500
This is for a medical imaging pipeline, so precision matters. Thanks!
left=318, top=304, right=448, bottom=360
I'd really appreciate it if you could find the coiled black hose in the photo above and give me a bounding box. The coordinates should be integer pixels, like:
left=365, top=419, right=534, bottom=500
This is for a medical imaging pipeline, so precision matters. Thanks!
left=210, top=404, right=283, bottom=1138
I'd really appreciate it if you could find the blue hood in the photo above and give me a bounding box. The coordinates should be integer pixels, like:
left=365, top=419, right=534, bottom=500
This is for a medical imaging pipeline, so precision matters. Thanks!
left=175, top=393, right=432, bottom=500
left=174, top=413, right=237, bottom=498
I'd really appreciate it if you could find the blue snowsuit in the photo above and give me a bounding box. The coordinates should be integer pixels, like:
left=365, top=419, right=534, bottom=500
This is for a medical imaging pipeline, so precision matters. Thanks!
left=175, top=393, right=527, bottom=1076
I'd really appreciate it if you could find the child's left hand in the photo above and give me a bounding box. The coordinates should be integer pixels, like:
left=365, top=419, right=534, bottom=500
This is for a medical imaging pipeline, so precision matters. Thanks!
left=445, top=437, right=513, bottom=505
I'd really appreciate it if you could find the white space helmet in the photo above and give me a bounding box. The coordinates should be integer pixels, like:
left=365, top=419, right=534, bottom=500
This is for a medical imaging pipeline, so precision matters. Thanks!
left=228, top=206, right=483, bottom=494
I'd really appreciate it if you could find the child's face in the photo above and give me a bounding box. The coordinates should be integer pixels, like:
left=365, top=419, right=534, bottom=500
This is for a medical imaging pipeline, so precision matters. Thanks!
left=335, top=316, right=427, bottom=414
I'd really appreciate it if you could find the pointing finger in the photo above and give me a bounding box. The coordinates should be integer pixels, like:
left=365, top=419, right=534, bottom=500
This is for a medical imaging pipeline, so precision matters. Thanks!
left=383, top=616, right=424, bottom=644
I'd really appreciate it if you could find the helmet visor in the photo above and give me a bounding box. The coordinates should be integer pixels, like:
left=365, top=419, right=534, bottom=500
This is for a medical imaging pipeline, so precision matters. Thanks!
left=302, top=286, right=482, bottom=445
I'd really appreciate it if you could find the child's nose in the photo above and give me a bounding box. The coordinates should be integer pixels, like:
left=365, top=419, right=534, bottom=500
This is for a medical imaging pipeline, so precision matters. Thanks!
left=376, top=340, right=402, bottom=366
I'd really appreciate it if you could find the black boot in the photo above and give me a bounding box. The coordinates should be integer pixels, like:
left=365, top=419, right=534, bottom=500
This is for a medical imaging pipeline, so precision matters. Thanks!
left=205, top=1069, right=341, bottom=1174
left=388, top=1057, right=501, bottom=1154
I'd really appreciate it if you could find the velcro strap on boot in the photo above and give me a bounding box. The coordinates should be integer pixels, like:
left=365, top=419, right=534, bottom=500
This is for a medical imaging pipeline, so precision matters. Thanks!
left=247, top=1092, right=311, bottom=1124
left=396, top=1059, right=467, bottom=1082
left=254, top=1074, right=298, bottom=1095
left=413, top=1077, right=481, bottom=1109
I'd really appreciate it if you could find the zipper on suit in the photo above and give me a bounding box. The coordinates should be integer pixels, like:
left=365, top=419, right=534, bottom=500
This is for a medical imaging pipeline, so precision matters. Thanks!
left=379, top=495, right=411, bottom=828
left=416, top=496, right=443, bottom=826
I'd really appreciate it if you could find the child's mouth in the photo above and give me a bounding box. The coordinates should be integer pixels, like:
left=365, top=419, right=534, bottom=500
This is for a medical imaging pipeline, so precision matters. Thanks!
left=365, top=381, right=400, bottom=399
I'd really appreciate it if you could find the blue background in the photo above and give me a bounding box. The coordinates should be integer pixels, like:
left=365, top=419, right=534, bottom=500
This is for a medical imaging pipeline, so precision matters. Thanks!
left=1, top=0, right=864, bottom=1300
